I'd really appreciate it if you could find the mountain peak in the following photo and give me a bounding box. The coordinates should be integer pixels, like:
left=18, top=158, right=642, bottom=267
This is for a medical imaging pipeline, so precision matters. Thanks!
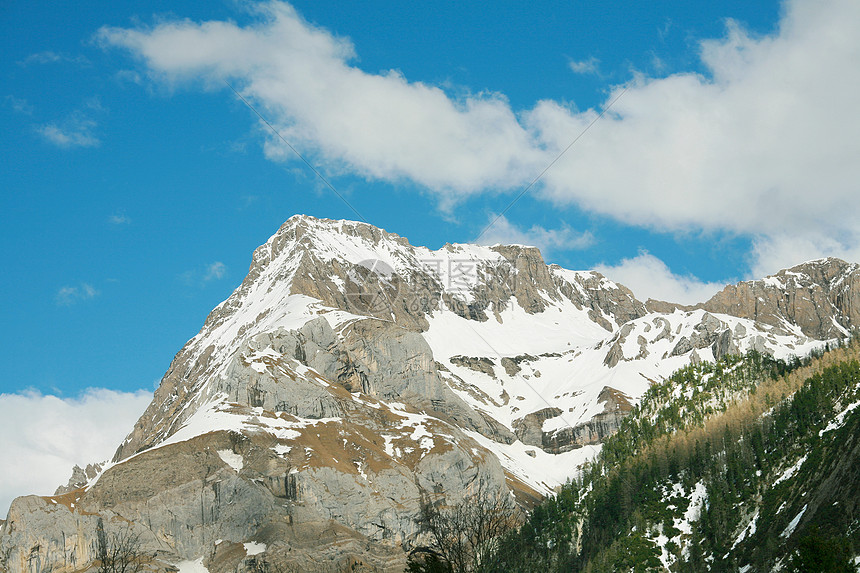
left=5, top=216, right=859, bottom=573
left=781, top=256, right=858, bottom=284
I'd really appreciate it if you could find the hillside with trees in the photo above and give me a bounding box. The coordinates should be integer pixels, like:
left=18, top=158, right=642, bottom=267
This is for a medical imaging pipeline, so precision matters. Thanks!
left=414, top=340, right=860, bottom=572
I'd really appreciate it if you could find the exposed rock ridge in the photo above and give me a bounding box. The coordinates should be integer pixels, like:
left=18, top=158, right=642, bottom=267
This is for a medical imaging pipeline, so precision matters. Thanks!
left=513, top=387, right=633, bottom=454
left=550, top=266, right=647, bottom=330
left=114, top=216, right=649, bottom=462
left=699, top=258, right=860, bottom=339
left=54, top=463, right=103, bottom=496
left=4, top=215, right=859, bottom=573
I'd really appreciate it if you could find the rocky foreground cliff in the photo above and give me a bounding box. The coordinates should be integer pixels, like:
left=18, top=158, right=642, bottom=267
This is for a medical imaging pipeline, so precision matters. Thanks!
left=2, top=216, right=858, bottom=573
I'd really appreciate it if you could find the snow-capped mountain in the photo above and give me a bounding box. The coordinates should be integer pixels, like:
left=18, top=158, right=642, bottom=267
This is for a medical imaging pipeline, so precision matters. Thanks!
left=2, top=215, right=858, bottom=573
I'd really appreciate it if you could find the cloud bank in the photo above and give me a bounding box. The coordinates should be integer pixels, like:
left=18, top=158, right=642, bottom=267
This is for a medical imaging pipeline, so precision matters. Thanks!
left=98, top=0, right=860, bottom=296
left=0, top=388, right=152, bottom=517
left=597, top=252, right=728, bottom=305
left=98, top=4, right=544, bottom=197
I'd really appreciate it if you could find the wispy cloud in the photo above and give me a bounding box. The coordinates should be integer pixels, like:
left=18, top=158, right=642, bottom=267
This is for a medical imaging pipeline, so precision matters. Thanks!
left=56, top=283, right=99, bottom=306
left=657, top=18, right=674, bottom=42
left=239, top=194, right=259, bottom=210
left=568, top=56, right=601, bottom=75
left=3, top=95, right=34, bottom=115
left=229, top=140, right=248, bottom=154
left=19, top=51, right=90, bottom=67
left=0, top=388, right=151, bottom=517
left=38, top=115, right=100, bottom=148
left=181, top=261, right=228, bottom=286
left=116, top=69, right=144, bottom=85
left=204, top=261, right=227, bottom=281
left=108, top=213, right=131, bottom=225
left=37, top=98, right=105, bottom=149
left=477, top=214, right=594, bottom=256
left=596, top=251, right=728, bottom=305
left=649, top=51, right=668, bottom=74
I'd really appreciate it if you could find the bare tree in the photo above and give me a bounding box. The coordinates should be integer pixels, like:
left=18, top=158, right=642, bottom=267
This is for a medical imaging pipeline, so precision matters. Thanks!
left=410, top=478, right=520, bottom=573
left=244, top=557, right=301, bottom=573
left=248, top=555, right=366, bottom=573
left=96, top=520, right=147, bottom=573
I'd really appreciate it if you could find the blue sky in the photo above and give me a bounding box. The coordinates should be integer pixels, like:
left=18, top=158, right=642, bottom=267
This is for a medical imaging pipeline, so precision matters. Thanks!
left=2, top=0, right=859, bottom=511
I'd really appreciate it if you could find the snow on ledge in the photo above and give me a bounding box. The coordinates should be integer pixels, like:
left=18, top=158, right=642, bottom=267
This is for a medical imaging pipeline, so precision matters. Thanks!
left=217, top=450, right=244, bottom=472
left=244, top=541, right=266, bottom=556
left=176, top=558, right=209, bottom=573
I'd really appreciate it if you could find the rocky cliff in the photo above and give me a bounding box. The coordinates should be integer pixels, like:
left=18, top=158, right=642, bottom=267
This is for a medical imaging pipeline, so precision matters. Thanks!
left=2, top=216, right=858, bottom=573
left=700, top=258, right=860, bottom=339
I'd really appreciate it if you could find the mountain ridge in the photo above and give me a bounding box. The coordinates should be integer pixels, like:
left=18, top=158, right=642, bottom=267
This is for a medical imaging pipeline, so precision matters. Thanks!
left=2, top=215, right=859, bottom=573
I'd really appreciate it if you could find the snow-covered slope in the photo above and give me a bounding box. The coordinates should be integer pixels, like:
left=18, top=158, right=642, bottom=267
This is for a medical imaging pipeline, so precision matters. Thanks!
left=115, top=216, right=844, bottom=490
left=5, top=215, right=858, bottom=573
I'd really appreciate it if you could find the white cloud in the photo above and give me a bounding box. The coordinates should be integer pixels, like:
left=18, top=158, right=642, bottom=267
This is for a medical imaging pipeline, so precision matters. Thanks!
left=0, top=388, right=152, bottom=518
left=96, top=2, right=546, bottom=200
left=532, top=0, right=860, bottom=249
left=476, top=214, right=593, bottom=256
left=56, top=283, right=99, bottom=306
left=568, top=56, right=600, bottom=75
left=596, top=252, right=728, bottom=305
left=19, top=51, right=90, bottom=67
left=3, top=95, right=34, bottom=115
left=204, top=261, right=227, bottom=281
left=749, top=233, right=860, bottom=279
left=181, top=261, right=227, bottom=286
left=109, top=213, right=131, bottom=225
left=98, top=0, right=860, bottom=273
left=38, top=117, right=100, bottom=148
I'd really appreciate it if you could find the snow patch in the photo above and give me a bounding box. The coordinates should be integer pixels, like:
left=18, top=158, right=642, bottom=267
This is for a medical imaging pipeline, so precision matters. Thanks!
left=820, top=399, right=860, bottom=436
left=677, top=481, right=707, bottom=537
left=464, top=430, right=600, bottom=495
left=244, top=542, right=266, bottom=556
left=272, top=444, right=291, bottom=456
left=781, top=505, right=807, bottom=538
left=354, top=460, right=369, bottom=481
left=653, top=527, right=672, bottom=571
left=176, top=558, right=209, bottom=573
left=732, top=510, right=759, bottom=549
left=382, top=434, right=399, bottom=458
left=216, top=450, right=244, bottom=472
left=762, top=276, right=784, bottom=289
left=774, top=454, right=807, bottom=486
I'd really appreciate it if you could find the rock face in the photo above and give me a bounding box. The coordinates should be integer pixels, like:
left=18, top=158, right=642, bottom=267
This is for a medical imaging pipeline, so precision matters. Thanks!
left=512, top=407, right=563, bottom=447
left=699, top=259, right=860, bottom=339
left=543, top=387, right=634, bottom=452
left=112, top=218, right=641, bottom=464
left=54, top=464, right=103, bottom=496
left=2, top=216, right=858, bottom=573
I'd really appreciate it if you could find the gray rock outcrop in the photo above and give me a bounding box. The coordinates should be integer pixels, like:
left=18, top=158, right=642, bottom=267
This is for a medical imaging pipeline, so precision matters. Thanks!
left=54, top=463, right=103, bottom=496
left=700, top=258, right=860, bottom=339
left=5, top=217, right=859, bottom=573
left=542, top=387, right=634, bottom=453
